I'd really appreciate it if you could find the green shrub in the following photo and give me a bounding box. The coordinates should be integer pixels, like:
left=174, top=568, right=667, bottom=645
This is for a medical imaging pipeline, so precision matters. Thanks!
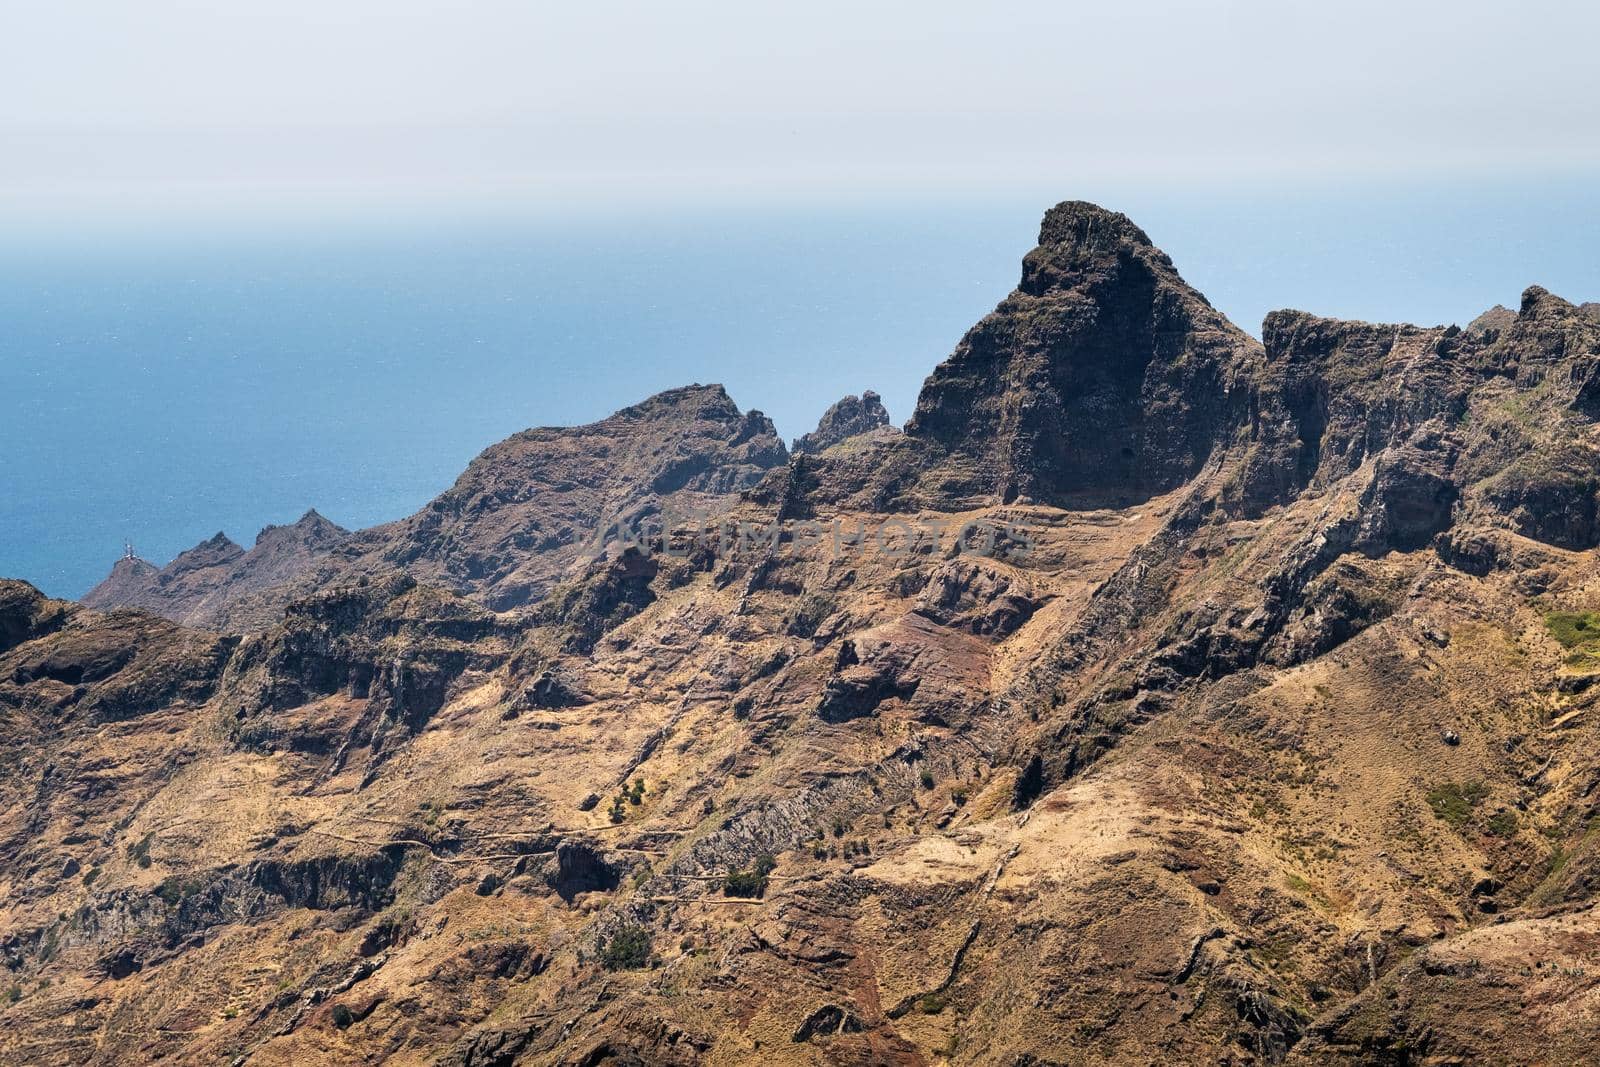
left=724, top=853, right=777, bottom=897
left=1426, top=781, right=1489, bottom=827
left=601, top=923, right=652, bottom=970
left=330, top=1003, right=355, bottom=1029
left=723, top=869, right=766, bottom=897
left=1487, top=810, right=1520, bottom=837
left=1545, top=611, right=1600, bottom=650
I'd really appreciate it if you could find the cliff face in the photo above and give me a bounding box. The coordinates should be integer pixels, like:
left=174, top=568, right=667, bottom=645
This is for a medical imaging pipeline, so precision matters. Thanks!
left=903, top=201, right=1261, bottom=508
left=7, top=203, right=1600, bottom=1065
left=1235, top=283, right=1600, bottom=550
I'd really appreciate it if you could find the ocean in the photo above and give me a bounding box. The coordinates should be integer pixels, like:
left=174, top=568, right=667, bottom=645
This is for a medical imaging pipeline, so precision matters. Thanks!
left=4, top=183, right=1597, bottom=599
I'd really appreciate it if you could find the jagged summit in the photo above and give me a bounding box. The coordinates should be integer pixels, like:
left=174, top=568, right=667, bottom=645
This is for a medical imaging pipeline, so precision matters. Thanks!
left=613, top=382, right=738, bottom=415
left=82, top=515, right=349, bottom=631
left=792, top=390, right=893, bottom=454
left=184, top=531, right=244, bottom=561
left=833, top=199, right=1264, bottom=509
left=77, top=202, right=1600, bottom=629
left=360, top=383, right=787, bottom=609
left=1036, top=199, right=1155, bottom=250
left=1521, top=283, right=1559, bottom=314
left=254, top=508, right=346, bottom=548
left=1467, top=304, right=1517, bottom=338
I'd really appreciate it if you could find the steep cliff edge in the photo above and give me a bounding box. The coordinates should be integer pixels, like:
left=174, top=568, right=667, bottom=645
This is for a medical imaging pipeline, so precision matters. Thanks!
left=904, top=201, right=1261, bottom=508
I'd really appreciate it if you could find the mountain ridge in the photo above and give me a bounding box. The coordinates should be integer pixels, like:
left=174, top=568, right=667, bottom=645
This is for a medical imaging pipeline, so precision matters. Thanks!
left=7, top=200, right=1600, bottom=1064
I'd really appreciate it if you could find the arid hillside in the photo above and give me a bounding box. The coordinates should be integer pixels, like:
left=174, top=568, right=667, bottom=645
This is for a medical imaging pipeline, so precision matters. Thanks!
left=7, top=202, right=1600, bottom=1065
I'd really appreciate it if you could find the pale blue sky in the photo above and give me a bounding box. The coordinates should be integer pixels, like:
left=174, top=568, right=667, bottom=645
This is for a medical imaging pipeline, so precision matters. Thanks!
left=4, top=1, right=1599, bottom=217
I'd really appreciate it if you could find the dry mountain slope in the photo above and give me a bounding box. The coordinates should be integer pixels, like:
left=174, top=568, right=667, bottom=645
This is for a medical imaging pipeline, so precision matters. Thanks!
left=5, top=201, right=1600, bottom=1065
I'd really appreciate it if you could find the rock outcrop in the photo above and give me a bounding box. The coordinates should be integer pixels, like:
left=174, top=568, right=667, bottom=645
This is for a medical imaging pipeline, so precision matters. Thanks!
left=791, top=390, right=893, bottom=454
left=79, top=555, right=159, bottom=611
left=901, top=201, right=1261, bottom=508
left=347, top=383, right=785, bottom=610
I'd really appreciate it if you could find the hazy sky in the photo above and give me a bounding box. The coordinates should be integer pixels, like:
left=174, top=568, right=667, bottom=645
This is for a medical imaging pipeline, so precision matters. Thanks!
left=5, top=0, right=1600, bottom=216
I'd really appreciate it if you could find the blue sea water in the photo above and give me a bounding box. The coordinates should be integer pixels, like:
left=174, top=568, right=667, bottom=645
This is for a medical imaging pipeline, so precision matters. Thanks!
left=4, top=182, right=1598, bottom=599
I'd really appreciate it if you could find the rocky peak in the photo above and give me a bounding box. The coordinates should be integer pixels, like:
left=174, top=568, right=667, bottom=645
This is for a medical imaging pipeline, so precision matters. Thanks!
left=596, top=384, right=787, bottom=489
left=1036, top=199, right=1155, bottom=252
left=346, top=383, right=788, bottom=609
left=254, top=508, right=348, bottom=550
left=1467, top=304, right=1517, bottom=339
left=1239, top=285, right=1600, bottom=549
left=1520, top=284, right=1565, bottom=317
left=79, top=555, right=160, bottom=611
left=78, top=385, right=791, bottom=627
left=613, top=382, right=729, bottom=423
left=105, top=555, right=158, bottom=579
left=1, top=579, right=71, bottom=654
left=82, top=533, right=243, bottom=618
left=1487, top=286, right=1600, bottom=399
left=81, top=519, right=345, bottom=633
left=902, top=199, right=1260, bottom=508
left=792, top=390, right=893, bottom=454
left=170, top=532, right=245, bottom=573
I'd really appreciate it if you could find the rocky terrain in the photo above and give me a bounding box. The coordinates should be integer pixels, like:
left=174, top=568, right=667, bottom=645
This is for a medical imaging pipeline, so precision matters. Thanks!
left=83, top=511, right=351, bottom=632
left=86, top=386, right=789, bottom=631
left=791, top=391, right=895, bottom=455
left=6, top=201, right=1600, bottom=1065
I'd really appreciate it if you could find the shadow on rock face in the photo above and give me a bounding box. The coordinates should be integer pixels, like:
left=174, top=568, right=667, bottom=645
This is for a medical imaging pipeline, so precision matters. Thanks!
left=548, top=840, right=619, bottom=902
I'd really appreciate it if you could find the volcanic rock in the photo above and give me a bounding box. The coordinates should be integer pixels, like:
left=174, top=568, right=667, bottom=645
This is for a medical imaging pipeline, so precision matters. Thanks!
left=791, top=390, right=893, bottom=454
